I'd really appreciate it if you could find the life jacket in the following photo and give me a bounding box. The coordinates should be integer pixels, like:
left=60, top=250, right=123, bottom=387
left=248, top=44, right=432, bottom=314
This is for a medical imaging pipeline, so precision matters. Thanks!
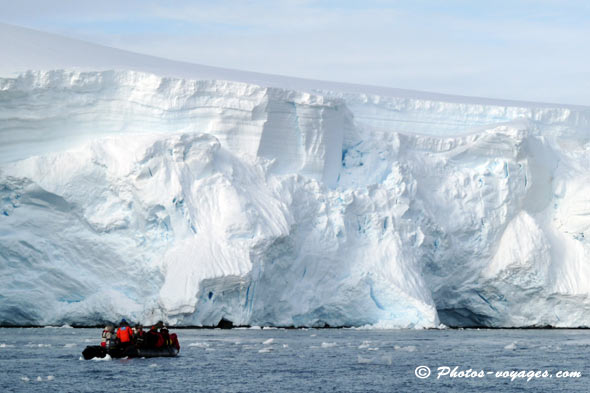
left=160, top=329, right=171, bottom=346
left=134, top=329, right=145, bottom=347
left=155, top=332, right=165, bottom=348
left=116, top=326, right=133, bottom=343
left=170, top=333, right=180, bottom=351
left=145, top=328, right=164, bottom=348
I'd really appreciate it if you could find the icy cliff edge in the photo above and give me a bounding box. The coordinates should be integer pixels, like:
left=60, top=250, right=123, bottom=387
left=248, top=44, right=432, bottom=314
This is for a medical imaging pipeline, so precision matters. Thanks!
left=1, top=69, right=589, bottom=327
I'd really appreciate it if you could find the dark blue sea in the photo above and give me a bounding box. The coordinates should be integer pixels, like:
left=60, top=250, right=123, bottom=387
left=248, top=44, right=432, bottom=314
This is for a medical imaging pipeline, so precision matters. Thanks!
left=0, top=327, right=587, bottom=392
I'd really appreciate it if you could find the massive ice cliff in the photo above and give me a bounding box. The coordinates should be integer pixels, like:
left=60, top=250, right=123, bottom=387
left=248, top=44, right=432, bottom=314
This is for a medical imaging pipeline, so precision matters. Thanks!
left=1, top=25, right=590, bottom=328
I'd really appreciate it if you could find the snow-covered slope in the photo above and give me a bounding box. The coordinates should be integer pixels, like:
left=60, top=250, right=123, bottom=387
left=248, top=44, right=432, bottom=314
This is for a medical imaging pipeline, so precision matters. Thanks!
left=1, top=24, right=590, bottom=327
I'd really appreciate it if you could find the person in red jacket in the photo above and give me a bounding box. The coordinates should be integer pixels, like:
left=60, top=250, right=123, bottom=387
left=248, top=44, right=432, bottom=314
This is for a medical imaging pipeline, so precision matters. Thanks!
left=116, top=319, right=133, bottom=347
left=145, top=321, right=165, bottom=348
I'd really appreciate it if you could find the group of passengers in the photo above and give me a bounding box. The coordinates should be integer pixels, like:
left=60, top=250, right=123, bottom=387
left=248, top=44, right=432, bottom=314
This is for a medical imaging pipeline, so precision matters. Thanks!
left=101, top=319, right=179, bottom=350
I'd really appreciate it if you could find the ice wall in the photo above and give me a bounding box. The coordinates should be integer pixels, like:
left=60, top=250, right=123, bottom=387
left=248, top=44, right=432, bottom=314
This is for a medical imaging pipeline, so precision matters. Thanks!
left=0, top=70, right=347, bottom=187
left=1, top=69, right=590, bottom=328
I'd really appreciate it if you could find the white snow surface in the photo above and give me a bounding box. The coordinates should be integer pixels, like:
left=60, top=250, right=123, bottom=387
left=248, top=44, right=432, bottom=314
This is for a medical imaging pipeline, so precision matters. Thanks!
left=1, top=24, right=590, bottom=328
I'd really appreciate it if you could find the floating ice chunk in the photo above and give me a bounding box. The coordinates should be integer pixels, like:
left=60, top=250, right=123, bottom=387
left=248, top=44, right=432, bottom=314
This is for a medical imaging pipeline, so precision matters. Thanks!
left=47, top=376, right=55, bottom=381
left=357, top=354, right=393, bottom=365
left=64, top=343, right=76, bottom=348
left=358, top=341, right=371, bottom=349
left=258, top=348, right=272, bottom=353
left=380, top=355, right=393, bottom=365
left=36, top=376, right=42, bottom=382
left=321, top=342, right=336, bottom=348
left=394, top=345, right=416, bottom=352
left=504, top=342, right=517, bottom=350
left=263, top=338, right=274, bottom=345
left=190, top=342, right=209, bottom=347
left=21, top=376, right=30, bottom=382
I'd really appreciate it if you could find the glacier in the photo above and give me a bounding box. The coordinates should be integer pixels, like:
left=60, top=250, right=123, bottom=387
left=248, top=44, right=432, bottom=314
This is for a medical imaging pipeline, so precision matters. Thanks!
left=1, top=24, right=590, bottom=328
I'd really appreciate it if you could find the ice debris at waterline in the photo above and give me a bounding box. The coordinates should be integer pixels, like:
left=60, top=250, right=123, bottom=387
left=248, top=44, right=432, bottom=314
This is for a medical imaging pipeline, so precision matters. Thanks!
left=1, top=33, right=589, bottom=329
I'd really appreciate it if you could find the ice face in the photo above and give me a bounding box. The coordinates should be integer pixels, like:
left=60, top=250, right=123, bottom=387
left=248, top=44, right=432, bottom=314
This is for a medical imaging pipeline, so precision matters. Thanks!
left=0, top=83, right=436, bottom=327
left=1, top=26, right=590, bottom=328
left=0, top=70, right=347, bottom=189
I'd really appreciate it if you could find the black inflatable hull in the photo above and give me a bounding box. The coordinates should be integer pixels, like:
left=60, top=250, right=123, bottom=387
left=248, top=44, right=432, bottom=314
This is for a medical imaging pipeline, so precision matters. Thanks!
left=82, top=345, right=179, bottom=360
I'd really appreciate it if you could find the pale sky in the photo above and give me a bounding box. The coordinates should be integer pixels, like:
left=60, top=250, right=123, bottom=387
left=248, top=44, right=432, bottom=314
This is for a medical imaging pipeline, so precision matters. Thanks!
left=2, top=0, right=589, bottom=105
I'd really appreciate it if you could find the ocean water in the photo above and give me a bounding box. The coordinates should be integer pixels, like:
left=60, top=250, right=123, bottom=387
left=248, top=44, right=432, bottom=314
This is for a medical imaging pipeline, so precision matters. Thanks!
left=0, top=327, right=587, bottom=392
